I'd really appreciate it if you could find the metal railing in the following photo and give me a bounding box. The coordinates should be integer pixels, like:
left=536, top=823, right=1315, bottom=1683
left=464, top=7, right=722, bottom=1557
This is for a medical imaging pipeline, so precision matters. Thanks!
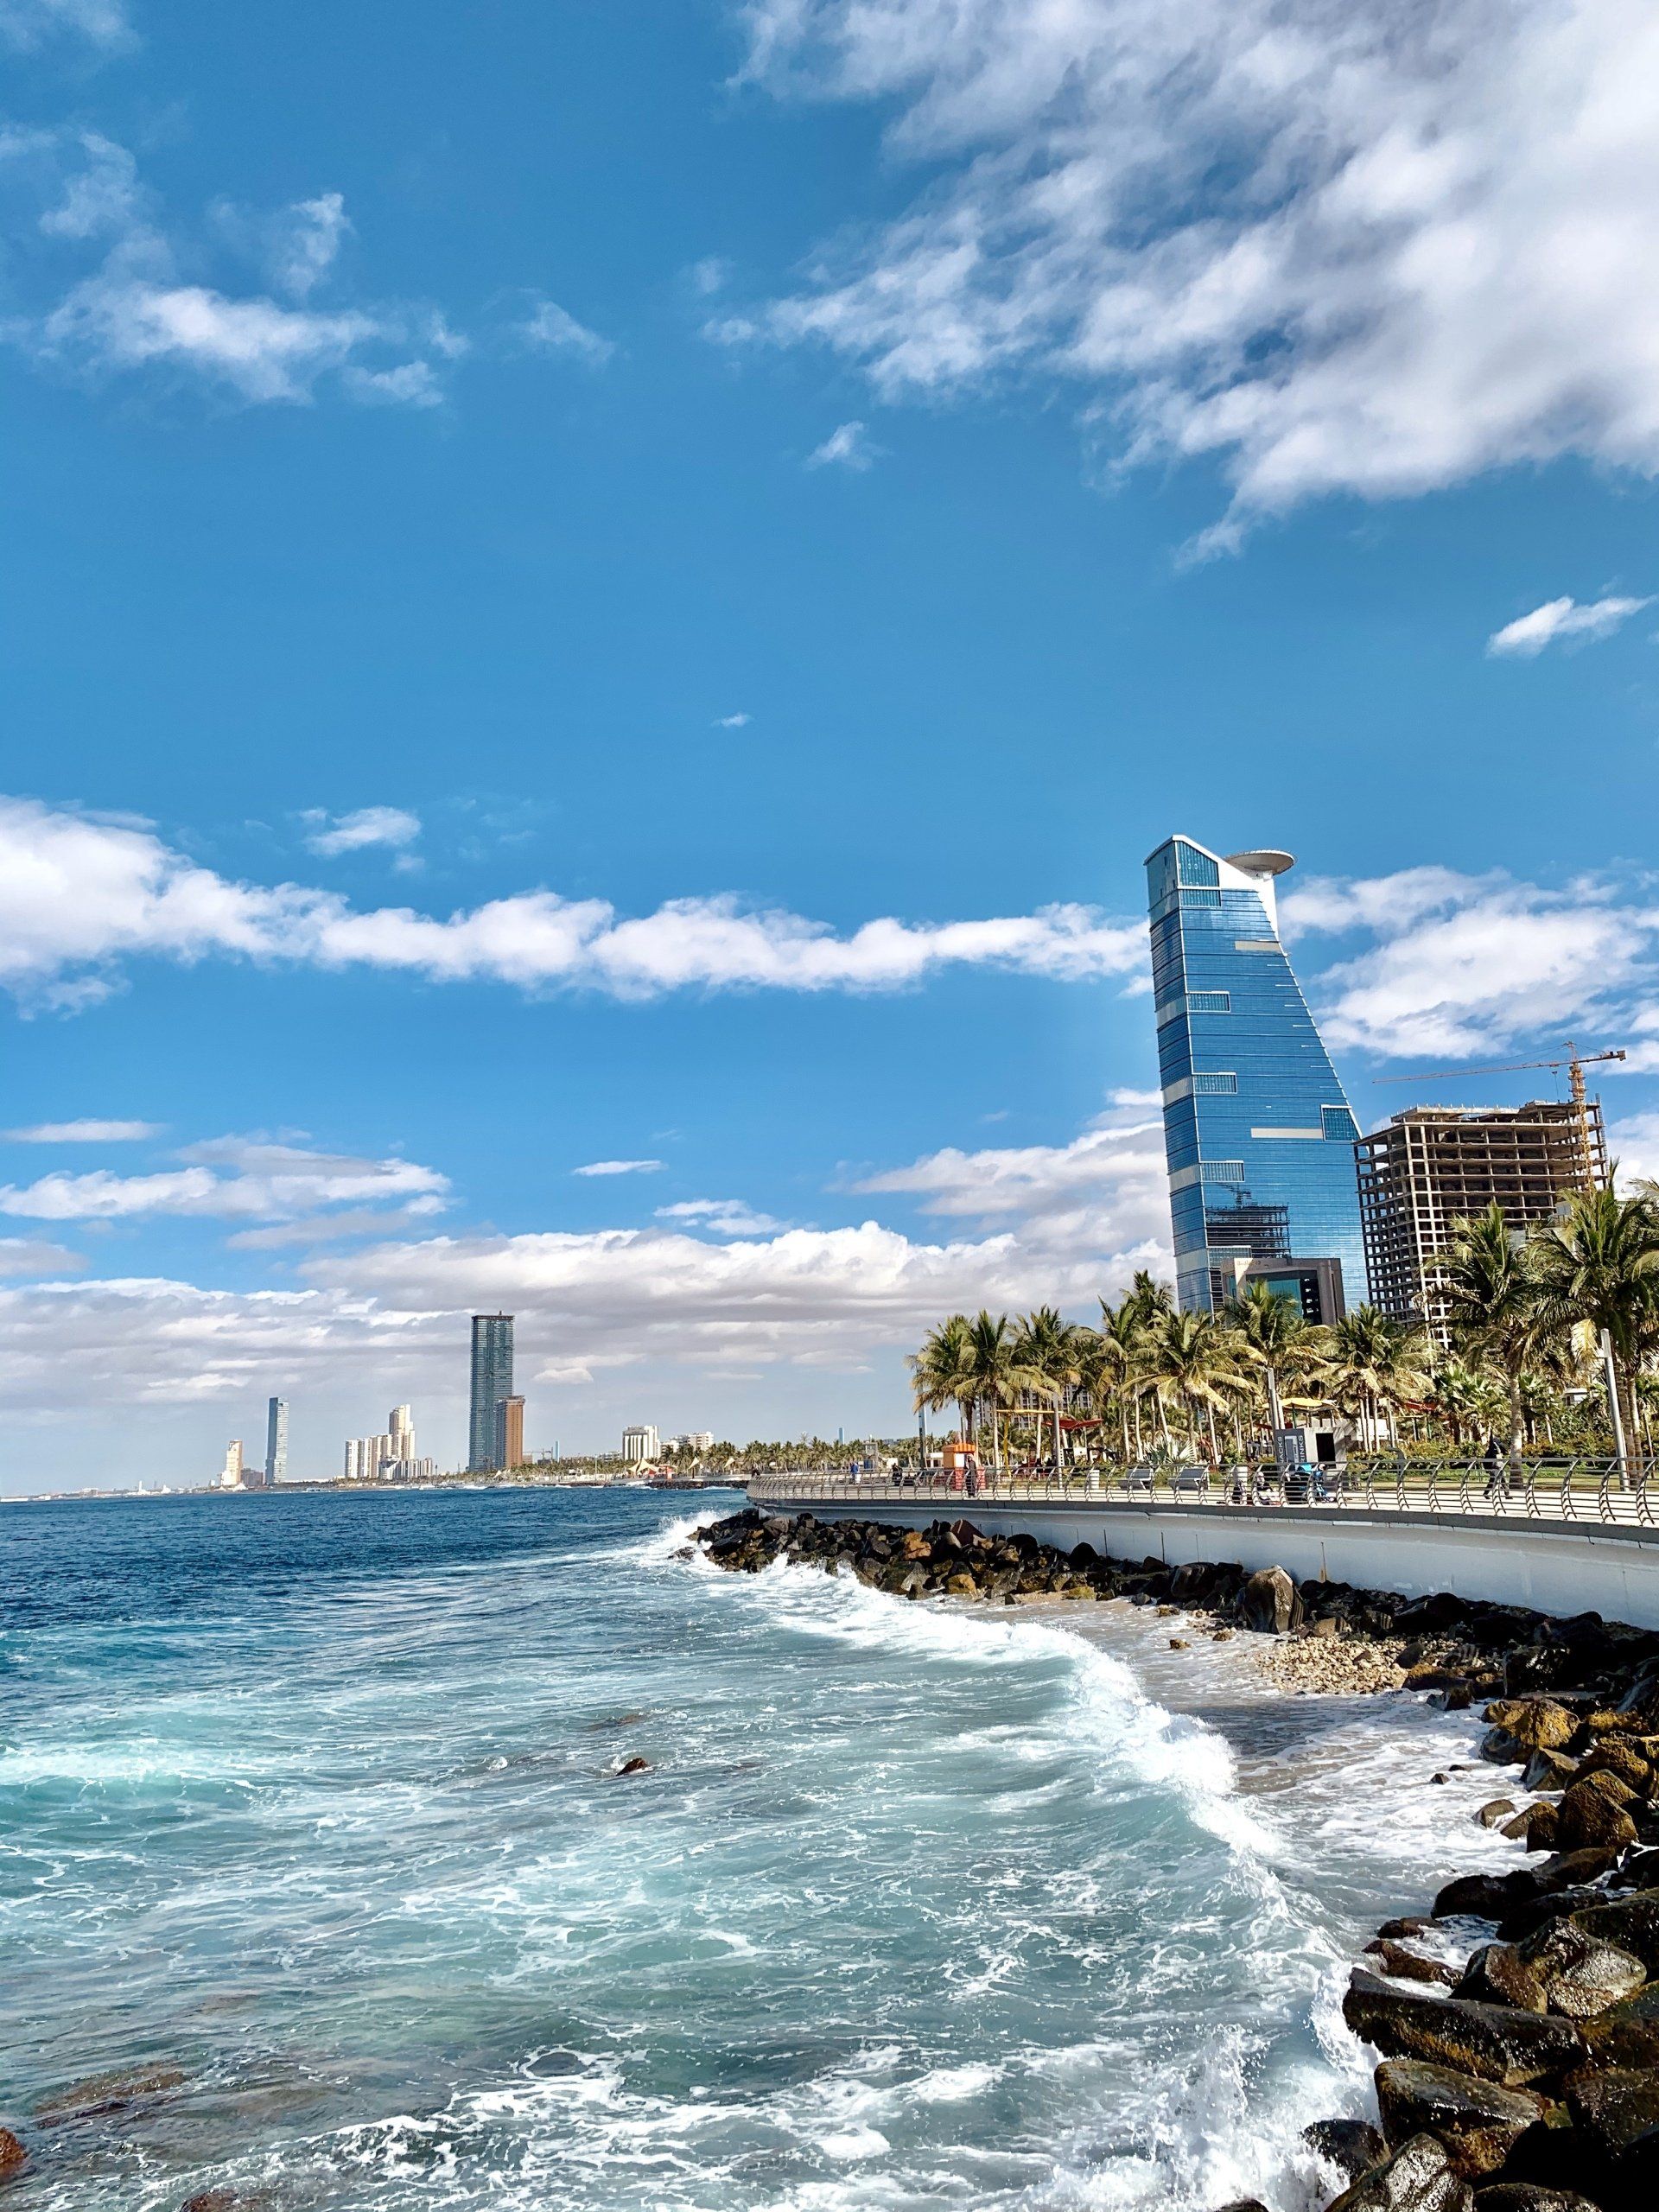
left=744, top=1455, right=1659, bottom=1532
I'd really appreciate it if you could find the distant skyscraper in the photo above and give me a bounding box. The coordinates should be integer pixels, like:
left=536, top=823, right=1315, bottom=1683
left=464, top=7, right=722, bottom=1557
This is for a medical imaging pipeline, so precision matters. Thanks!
left=266, top=1396, right=289, bottom=1485
left=469, top=1313, right=515, bottom=1472
left=1146, top=836, right=1367, bottom=1317
left=621, top=1423, right=659, bottom=1463
left=219, top=1439, right=245, bottom=1488
left=389, top=1404, right=415, bottom=1460
left=495, top=1395, right=524, bottom=1469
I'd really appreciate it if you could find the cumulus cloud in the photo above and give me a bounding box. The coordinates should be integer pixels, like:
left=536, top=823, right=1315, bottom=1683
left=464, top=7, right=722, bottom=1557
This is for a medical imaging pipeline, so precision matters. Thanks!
left=3, top=1118, right=159, bottom=1142
left=806, top=419, right=879, bottom=470
left=0, top=795, right=1146, bottom=1008
left=1486, top=595, right=1652, bottom=658
left=656, top=1198, right=789, bottom=1236
left=302, top=805, right=422, bottom=857
left=849, top=1103, right=1169, bottom=1262
left=573, top=1159, right=664, bottom=1178
left=0, top=1236, right=85, bottom=1277
left=737, top=0, right=1659, bottom=541
left=714, top=712, right=752, bottom=728
left=0, top=1135, right=448, bottom=1222
left=518, top=295, right=614, bottom=365
left=1, top=130, right=459, bottom=408
left=1284, top=866, right=1659, bottom=1058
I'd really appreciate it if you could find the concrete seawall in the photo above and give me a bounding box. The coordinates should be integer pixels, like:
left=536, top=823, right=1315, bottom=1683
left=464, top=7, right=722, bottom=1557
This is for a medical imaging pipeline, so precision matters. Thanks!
left=757, top=1492, right=1659, bottom=1630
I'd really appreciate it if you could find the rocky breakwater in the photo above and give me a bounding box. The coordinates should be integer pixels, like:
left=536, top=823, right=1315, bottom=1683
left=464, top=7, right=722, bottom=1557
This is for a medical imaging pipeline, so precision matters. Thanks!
left=691, top=1509, right=1659, bottom=2212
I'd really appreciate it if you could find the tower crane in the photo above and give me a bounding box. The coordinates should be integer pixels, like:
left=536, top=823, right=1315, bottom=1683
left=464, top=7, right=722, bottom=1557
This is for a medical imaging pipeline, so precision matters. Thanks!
left=1373, top=1043, right=1625, bottom=1192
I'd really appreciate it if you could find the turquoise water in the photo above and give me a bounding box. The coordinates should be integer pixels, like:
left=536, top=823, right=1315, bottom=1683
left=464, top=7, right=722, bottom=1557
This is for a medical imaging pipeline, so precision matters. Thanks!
left=1, top=1488, right=1517, bottom=2211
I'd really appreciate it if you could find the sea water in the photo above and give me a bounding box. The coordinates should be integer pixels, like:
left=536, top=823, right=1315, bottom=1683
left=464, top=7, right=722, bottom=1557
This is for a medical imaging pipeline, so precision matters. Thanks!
left=1, top=1487, right=1520, bottom=2211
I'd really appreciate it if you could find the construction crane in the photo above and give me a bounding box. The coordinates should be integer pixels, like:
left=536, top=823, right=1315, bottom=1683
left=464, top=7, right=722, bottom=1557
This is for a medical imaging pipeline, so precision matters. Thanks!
left=1373, top=1042, right=1625, bottom=1193
left=1373, top=1043, right=1625, bottom=1099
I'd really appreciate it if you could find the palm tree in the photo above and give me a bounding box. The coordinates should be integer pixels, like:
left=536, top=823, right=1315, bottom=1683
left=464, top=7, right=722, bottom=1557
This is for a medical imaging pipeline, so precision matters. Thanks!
left=1225, top=1280, right=1306, bottom=1436
left=1014, top=1305, right=1090, bottom=1467
left=1427, top=1355, right=1492, bottom=1449
left=1532, top=1185, right=1659, bottom=1471
left=963, top=1309, right=1017, bottom=1474
left=1146, top=1309, right=1241, bottom=1464
left=1436, top=1202, right=1554, bottom=1475
left=1090, top=1298, right=1140, bottom=1460
left=909, top=1314, right=976, bottom=1455
left=1327, top=1306, right=1427, bottom=1453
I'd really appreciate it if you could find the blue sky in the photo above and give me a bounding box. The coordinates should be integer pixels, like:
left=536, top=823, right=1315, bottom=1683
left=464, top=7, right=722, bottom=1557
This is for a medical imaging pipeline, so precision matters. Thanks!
left=3, top=0, right=1658, bottom=1490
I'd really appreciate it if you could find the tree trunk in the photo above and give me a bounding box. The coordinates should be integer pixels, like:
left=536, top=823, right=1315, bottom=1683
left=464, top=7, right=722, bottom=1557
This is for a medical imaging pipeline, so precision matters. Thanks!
left=1507, top=1366, right=1525, bottom=1477
left=1266, top=1365, right=1284, bottom=1433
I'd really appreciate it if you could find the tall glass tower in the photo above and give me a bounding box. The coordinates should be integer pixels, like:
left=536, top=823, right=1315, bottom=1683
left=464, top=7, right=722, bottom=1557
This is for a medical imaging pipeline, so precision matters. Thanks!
left=468, top=1313, right=515, bottom=1472
left=265, top=1395, right=288, bottom=1485
left=1146, top=835, right=1367, bottom=1316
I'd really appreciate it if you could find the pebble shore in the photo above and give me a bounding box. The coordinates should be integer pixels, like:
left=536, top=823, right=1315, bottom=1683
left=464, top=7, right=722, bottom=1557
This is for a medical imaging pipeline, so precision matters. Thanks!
left=692, top=1506, right=1659, bottom=2212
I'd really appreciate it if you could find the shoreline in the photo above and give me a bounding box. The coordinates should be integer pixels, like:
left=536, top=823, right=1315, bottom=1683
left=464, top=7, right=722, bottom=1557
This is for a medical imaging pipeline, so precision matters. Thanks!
left=692, top=1505, right=1659, bottom=2212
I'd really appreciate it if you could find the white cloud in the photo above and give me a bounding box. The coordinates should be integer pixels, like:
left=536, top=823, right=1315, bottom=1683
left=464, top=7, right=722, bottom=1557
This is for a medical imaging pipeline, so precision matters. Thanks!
left=714, top=712, right=752, bottom=728
left=0, top=0, right=128, bottom=47
left=656, top=1198, right=789, bottom=1236
left=0, top=1136, right=448, bottom=1222
left=3, top=130, right=459, bottom=409
left=0, top=1236, right=85, bottom=1277
left=0, top=795, right=1146, bottom=1008
left=518, top=295, right=614, bottom=365
left=1287, top=866, right=1659, bottom=1059
left=302, top=806, right=422, bottom=857
left=690, top=257, right=730, bottom=297
left=573, top=1159, right=664, bottom=1178
left=849, top=1103, right=1168, bottom=1262
left=806, top=419, right=878, bottom=470
left=3, top=1118, right=159, bottom=1142
left=738, top=0, right=1659, bottom=539
left=1486, top=594, right=1652, bottom=658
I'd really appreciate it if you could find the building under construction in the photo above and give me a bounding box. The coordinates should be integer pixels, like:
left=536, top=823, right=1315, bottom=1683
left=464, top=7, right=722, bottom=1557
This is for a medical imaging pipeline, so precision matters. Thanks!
left=1356, top=1096, right=1607, bottom=1343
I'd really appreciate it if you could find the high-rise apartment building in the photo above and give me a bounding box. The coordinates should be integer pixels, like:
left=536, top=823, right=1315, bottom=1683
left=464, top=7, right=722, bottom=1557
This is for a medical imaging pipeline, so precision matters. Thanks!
left=494, top=1395, right=524, bottom=1469
left=389, top=1404, right=415, bottom=1460
left=621, top=1423, right=659, bottom=1463
left=468, top=1313, right=515, bottom=1472
left=266, top=1396, right=289, bottom=1485
left=219, top=1439, right=245, bottom=1488
left=1147, top=835, right=1367, bottom=1316
left=1357, top=1098, right=1607, bottom=1344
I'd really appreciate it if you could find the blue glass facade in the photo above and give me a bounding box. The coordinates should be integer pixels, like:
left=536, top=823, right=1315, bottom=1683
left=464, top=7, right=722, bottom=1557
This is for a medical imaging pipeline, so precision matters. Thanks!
left=1146, top=836, right=1368, bottom=1314
left=468, top=1312, right=515, bottom=1472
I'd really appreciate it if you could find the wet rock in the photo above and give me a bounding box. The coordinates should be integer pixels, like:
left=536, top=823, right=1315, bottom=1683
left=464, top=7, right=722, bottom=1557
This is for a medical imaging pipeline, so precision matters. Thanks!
left=1169, top=1637, right=1190, bottom=1649
left=1478, top=1802, right=1520, bottom=1830
left=1457, top=1923, right=1645, bottom=2020
left=1553, top=1781, right=1638, bottom=1854
left=1369, top=1938, right=1460, bottom=1987
left=1434, top=1872, right=1553, bottom=1923
left=1240, top=1565, right=1301, bottom=1635
left=1326, top=2131, right=1474, bottom=2212
left=1376, top=2061, right=1545, bottom=2177
left=1472, top=2189, right=1602, bottom=2212
left=1582, top=1986, right=1659, bottom=2070
left=1580, top=1738, right=1656, bottom=1795
left=1206, top=2200, right=1268, bottom=2212
left=0, top=2132, right=26, bottom=2183
left=1343, top=1972, right=1585, bottom=2085
left=1485, top=1701, right=1581, bottom=1755
left=1563, top=2063, right=1659, bottom=2172
left=1455, top=1944, right=1551, bottom=2014
left=1305, top=2118, right=1389, bottom=2181
left=1483, top=1729, right=1531, bottom=1768
left=1382, top=1918, right=1435, bottom=1941
left=1522, top=1751, right=1579, bottom=1794
left=35, top=2065, right=188, bottom=2121
left=614, top=1756, right=652, bottom=1777
left=1572, top=1890, right=1659, bottom=1974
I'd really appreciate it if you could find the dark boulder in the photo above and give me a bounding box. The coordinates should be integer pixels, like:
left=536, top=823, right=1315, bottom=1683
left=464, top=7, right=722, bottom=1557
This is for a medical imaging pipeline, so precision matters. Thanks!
left=1434, top=1871, right=1553, bottom=1923
left=1304, top=2117, right=1388, bottom=2182
left=1343, top=1972, right=1585, bottom=2085
left=1240, top=1565, right=1301, bottom=1635
left=1459, top=1923, right=1646, bottom=2020
left=1399, top=1593, right=1471, bottom=1635
left=1375, top=2061, right=1545, bottom=2177
left=1369, top=1937, right=1460, bottom=1986
left=1522, top=1751, right=1579, bottom=1794
left=1472, top=2190, right=1602, bottom=2212
left=1484, top=1701, right=1581, bottom=1755
left=1478, top=1802, right=1520, bottom=1830
left=614, top=1756, right=652, bottom=1777
left=1563, top=2063, right=1659, bottom=2172
left=1583, top=1986, right=1659, bottom=2070
left=1553, top=1780, right=1638, bottom=1854
left=1572, top=1890, right=1659, bottom=1972
left=1326, top=2132, right=1474, bottom=2212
